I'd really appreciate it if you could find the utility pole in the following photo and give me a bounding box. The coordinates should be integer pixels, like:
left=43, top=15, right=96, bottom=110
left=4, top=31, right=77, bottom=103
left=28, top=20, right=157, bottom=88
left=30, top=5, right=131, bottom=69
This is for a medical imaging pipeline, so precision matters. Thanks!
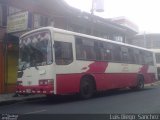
left=90, top=0, right=95, bottom=35
left=143, top=31, right=146, bottom=48
left=90, top=0, right=104, bottom=35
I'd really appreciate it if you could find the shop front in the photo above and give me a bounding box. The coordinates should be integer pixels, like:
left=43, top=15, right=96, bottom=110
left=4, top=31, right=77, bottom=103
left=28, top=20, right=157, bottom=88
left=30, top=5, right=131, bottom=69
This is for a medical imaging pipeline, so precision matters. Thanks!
left=4, top=34, right=19, bottom=93
left=4, top=11, right=31, bottom=93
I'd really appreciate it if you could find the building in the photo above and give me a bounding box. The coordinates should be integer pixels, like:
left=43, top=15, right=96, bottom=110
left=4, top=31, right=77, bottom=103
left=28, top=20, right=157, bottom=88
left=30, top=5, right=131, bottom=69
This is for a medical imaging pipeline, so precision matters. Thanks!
left=110, top=17, right=139, bottom=34
left=0, top=0, right=137, bottom=94
left=129, top=33, right=160, bottom=49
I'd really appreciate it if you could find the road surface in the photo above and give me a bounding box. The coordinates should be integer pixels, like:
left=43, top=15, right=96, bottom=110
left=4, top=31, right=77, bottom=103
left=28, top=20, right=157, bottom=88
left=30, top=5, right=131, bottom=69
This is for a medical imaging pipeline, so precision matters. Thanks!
left=0, top=86, right=160, bottom=114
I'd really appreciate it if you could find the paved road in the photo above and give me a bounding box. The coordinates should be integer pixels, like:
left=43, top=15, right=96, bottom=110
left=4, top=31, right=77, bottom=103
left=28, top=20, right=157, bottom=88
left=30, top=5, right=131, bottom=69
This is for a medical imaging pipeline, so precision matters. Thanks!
left=0, top=86, right=160, bottom=114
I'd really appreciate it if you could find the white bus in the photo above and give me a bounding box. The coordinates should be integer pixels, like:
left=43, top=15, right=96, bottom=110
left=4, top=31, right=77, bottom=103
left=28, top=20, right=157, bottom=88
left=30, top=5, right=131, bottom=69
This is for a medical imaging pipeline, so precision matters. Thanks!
left=16, top=27, right=157, bottom=99
left=150, top=49, right=160, bottom=80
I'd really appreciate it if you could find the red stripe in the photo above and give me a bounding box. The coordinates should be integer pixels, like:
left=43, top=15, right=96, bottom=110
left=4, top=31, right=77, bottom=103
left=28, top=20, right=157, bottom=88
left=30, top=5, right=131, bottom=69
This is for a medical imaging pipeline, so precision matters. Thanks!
left=86, top=61, right=108, bottom=73
left=56, top=73, right=156, bottom=94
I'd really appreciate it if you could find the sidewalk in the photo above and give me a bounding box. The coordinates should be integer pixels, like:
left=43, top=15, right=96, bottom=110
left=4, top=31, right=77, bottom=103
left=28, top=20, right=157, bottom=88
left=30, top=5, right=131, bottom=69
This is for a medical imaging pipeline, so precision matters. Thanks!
left=0, top=93, right=45, bottom=106
left=145, top=80, right=160, bottom=87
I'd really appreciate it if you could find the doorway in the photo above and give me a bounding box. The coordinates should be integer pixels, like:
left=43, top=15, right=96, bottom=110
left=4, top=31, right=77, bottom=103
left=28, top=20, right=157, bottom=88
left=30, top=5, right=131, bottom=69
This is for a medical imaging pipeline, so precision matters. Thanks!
left=5, top=34, right=19, bottom=93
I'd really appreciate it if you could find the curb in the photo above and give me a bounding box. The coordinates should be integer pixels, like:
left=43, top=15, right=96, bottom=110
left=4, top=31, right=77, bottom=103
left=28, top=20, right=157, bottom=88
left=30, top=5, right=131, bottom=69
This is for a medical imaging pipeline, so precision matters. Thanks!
left=145, top=81, right=160, bottom=87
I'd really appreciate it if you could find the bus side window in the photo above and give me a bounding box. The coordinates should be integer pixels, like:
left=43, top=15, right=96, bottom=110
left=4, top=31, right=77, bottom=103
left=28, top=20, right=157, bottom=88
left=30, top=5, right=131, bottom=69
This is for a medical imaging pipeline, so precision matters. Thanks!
left=128, top=48, right=136, bottom=64
left=103, top=42, right=112, bottom=61
left=94, top=41, right=101, bottom=61
left=83, top=38, right=96, bottom=60
left=156, top=53, right=160, bottom=64
left=139, top=50, right=146, bottom=65
left=76, top=37, right=96, bottom=60
left=134, top=49, right=141, bottom=65
left=145, top=52, right=154, bottom=65
left=55, top=41, right=73, bottom=65
left=121, top=46, right=129, bottom=63
left=112, top=45, right=121, bottom=62
left=76, top=37, right=87, bottom=60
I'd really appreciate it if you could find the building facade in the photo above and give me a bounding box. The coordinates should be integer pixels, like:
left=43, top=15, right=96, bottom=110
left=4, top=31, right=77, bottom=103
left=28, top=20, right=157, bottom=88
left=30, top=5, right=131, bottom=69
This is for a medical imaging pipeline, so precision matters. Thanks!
left=0, top=0, right=137, bottom=94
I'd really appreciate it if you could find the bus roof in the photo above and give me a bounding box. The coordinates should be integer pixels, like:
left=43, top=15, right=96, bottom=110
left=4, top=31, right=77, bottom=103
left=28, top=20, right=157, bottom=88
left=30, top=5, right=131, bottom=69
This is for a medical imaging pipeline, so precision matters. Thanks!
left=21, top=27, right=153, bottom=52
left=150, top=49, right=160, bottom=53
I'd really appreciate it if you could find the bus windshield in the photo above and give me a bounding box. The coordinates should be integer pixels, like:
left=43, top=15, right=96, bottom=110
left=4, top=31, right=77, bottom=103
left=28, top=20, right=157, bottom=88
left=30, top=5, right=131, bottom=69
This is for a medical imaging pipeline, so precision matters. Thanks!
left=19, top=31, right=52, bottom=70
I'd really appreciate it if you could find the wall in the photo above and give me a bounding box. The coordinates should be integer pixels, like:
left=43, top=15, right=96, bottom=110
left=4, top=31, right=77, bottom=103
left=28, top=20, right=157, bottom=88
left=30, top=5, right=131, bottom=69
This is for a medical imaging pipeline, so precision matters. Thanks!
left=5, top=35, right=19, bottom=93
left=0, top=27, right=5, bottom=94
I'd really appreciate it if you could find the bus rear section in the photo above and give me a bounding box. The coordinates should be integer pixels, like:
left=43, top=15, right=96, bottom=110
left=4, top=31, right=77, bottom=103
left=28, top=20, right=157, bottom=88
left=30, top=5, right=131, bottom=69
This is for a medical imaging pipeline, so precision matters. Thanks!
left=53, top=32, right=157, bottom=99
left=16, top=29, right=55, bottom=95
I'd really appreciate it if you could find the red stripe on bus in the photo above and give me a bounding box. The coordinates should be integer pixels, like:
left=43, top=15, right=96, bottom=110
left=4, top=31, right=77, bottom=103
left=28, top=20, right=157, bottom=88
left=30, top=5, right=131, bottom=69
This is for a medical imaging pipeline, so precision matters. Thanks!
left=86, top=61, right=108, bottom=73
left=56, top=73, right=155, bottom=95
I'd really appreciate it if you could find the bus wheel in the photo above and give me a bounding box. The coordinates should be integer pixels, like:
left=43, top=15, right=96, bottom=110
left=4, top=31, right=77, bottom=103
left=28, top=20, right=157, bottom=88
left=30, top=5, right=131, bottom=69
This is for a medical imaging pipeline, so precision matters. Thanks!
left=80, top=78, right=95, bottom=99
left=136, top=76, right=144, bottom=90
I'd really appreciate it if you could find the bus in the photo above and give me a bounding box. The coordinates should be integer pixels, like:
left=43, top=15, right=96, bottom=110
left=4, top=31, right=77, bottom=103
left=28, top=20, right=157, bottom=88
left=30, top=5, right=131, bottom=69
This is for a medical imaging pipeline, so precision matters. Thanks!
left=16, top=27, right=157, bottom=99
left=150, top=49, right=160, bottom=80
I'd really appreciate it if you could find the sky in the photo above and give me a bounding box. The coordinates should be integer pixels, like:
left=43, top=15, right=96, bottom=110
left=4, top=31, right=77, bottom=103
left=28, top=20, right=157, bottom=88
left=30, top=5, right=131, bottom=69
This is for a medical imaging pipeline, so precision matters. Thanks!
left=65, top=0, right=160, bottom=33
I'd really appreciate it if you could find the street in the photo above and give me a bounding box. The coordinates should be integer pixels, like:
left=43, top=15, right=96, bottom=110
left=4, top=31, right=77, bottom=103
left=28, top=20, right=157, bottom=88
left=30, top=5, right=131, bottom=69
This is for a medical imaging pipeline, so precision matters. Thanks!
left=0, top=86, right=160, bottom=114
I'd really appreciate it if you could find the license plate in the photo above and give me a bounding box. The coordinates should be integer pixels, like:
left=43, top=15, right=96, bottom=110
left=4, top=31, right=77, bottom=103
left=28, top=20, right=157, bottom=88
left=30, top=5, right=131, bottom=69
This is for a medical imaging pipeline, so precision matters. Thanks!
left=26, top=89, right=31, bottom=93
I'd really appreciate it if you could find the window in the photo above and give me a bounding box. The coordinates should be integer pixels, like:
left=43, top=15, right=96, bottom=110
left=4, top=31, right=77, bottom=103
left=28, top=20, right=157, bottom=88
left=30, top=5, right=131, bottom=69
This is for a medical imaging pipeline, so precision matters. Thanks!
left=134, top=49, right=141, bottom=64
left=145, top=52, right=154, bottom=65
left=156, top=53, right=160, bottom=64
left=94, top=41, right=112, bottom=61
left=139, top=50, right=145, bottom=64
left=19, top=31, right=52, bottom=70
left=34, top=14, right=48, bottom=28
left=76, top=37, right=96, bottom=60
left=121, top=47, right=129, bottom=62
left=55, top=41, right=73, bottom=65
left=94, top=41, right=101, bottom=60
left=114, top=36, right=123, bottom=42
left=133, top=49, right=149, bottom=65
left=128, top=48, right=136, bottom=64
left=34, top=14, right=41, bottom=28
left=112, top=45, right=121, bottom=62
left=8, top=6, right=21, bottom=15
left=102, top=42, right=112, bottom=61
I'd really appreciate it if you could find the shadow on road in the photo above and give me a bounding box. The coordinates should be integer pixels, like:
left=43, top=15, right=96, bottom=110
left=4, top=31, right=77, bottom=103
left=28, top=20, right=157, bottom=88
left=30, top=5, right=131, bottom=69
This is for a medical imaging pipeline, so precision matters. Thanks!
left=24, top=87, right=155, bottom=105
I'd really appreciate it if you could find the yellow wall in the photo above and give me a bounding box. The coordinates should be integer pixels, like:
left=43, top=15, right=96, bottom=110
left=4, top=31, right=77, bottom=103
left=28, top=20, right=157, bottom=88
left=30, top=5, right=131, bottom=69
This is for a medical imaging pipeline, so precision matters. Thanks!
left=7, top=51, right=18, bottom=84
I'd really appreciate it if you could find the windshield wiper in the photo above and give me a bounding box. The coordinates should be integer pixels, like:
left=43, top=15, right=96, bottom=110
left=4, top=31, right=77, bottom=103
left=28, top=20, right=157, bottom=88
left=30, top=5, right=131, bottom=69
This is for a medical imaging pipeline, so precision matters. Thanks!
left=21, top=63, right=30, bottom=71
left=35, top=64, right=39, bottom=70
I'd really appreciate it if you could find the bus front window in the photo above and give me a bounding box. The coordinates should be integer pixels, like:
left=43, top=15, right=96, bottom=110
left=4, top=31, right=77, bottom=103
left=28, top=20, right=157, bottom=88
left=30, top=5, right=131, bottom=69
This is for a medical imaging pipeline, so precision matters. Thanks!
left=19, top=31, right=52, bottom=70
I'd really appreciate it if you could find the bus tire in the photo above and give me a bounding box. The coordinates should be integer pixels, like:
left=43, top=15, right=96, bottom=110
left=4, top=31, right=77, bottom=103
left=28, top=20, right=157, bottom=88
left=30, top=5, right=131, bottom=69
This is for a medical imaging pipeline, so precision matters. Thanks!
left=136, top=75, right=144, bottom=90
left=80, top=77, right=95, bottom=99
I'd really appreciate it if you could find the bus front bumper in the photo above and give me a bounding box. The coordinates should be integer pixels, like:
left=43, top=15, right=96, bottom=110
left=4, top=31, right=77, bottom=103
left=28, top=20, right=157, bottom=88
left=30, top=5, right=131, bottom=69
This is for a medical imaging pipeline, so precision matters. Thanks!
left=16, top=85, right=54, bottom=95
